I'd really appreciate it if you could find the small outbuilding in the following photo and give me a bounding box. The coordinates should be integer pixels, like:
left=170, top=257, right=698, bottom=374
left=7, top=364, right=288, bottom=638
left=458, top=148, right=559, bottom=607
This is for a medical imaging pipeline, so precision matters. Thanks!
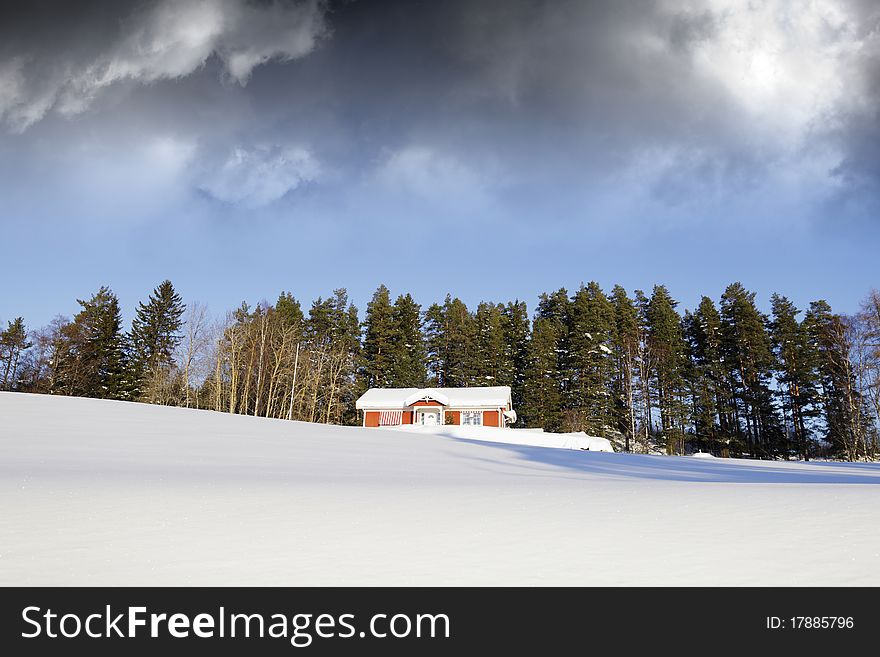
left=355, top=386, right=515, bottom=428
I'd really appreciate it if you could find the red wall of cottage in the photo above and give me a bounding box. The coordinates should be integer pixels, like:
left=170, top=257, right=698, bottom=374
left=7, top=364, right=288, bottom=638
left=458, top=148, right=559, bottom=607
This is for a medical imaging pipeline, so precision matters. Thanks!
left=366, top=408, right=503, bottom=426
left=365, top=410, right=414, bottom=426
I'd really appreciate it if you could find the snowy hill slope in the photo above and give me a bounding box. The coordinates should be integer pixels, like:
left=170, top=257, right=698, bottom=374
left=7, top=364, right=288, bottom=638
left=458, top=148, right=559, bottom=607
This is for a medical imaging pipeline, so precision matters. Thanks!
left=2, top=391, right=879, bottom=586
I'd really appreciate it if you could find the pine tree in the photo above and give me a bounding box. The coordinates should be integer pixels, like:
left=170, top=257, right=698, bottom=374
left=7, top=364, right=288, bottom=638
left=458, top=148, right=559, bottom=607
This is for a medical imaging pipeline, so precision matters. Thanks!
left=805, top=300, right=867, bottom=459
left=130, top=280, right=185, bottom=401
left=633, top=289, right=654, bottom=452
left=720, top=283, right=779, bottom=456
left=769, top=294, right=820, bottom=460
left=684, top=296, right=730, bottom=454
left=646, top=285, right=688, bottom=454
left=1, top=317, right=31, bottom=390
left=390, top=293, right=427, bottom=387
left=610, top=286, right=639, bottom=451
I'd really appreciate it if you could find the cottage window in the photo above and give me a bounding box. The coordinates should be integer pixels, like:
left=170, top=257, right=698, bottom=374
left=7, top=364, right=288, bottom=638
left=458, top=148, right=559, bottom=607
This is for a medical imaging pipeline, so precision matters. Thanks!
left=461, top=411, right=482, bottom=426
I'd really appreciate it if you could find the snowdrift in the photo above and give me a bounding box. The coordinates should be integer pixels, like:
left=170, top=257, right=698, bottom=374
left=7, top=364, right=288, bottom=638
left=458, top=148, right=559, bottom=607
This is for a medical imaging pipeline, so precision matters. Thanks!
left=384, top=424, right=614, bottom=452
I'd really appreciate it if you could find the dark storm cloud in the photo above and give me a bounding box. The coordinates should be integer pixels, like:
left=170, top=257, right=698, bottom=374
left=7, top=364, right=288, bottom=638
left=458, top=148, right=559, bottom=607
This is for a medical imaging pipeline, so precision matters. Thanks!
left=0, top=0, right=328, bottom=131
left=0, top=0, right=878, bottom=218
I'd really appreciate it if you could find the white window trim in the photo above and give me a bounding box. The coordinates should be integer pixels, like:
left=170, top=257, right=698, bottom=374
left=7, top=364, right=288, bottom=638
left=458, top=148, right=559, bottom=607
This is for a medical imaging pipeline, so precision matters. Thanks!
left=460, top=410, right=483, bottom=426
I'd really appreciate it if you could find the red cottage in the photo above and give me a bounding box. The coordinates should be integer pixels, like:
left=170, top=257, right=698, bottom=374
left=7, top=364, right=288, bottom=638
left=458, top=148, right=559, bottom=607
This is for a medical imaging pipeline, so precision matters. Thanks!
left=355, top=386, right=515, bottom=428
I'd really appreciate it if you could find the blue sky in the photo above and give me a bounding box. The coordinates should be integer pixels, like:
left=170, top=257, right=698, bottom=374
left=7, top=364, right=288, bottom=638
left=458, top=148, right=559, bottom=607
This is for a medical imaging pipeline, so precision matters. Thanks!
left=1, top=0, right=878, bottom=328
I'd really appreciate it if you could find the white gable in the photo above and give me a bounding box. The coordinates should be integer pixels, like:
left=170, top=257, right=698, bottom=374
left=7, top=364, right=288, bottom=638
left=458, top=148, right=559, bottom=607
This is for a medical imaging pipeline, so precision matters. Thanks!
left=356, top=386, right=512, bottom=410
left=404, top=388, right=450, bottom=406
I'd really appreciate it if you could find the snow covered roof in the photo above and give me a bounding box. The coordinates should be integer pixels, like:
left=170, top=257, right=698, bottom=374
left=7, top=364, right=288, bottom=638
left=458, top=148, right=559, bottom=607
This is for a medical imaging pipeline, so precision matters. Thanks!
left=356, top=386, right=512, bottom=410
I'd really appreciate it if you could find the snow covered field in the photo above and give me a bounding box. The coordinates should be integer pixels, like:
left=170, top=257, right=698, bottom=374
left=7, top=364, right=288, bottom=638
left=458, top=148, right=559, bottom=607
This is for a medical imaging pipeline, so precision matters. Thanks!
left=2, top=391, right=879, bottom=586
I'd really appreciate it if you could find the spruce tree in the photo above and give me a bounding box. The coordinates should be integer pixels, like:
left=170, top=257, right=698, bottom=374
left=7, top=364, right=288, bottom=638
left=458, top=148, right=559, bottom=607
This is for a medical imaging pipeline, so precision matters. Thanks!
left=522, top=316, right=563, bottom=431
left=276, top=291, right=305, bottom=331
left=424, top=295, right=475, bottom=387
left=473, top=302, right=508, bottom=385
left=534, top=288, right=571, bottom=421
left=501, top=300, right=530, bottom=417
left=130, top=280, right=185, bottom=400
left=424, top=300, right=448, bottom=386
left=445, top=297, right=476, bottom=386
left=566, top=282, right=616, bottom=434
left=54, top=286, right=128, bottom=400
left=360, top=284, right=396, bottom=390
left=307, top=289, right=361, bottom=424
left=390, top=293, right=427, bottom=387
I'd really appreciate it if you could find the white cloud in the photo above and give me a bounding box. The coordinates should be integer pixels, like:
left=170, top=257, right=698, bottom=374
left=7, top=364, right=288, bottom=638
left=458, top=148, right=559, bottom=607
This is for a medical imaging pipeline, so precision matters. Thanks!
left=374, top=145, right=491, bottom=202
left=0, top=0, right=328, bottom=131
left=668, top=0, right=868, bottom=145
left=198, top=145, right=320, bottom=208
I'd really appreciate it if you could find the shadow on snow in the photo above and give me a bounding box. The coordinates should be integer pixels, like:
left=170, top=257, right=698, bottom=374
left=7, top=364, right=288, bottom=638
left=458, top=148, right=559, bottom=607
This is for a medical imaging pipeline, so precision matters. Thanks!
left=441, top=433, right=880, bottom=484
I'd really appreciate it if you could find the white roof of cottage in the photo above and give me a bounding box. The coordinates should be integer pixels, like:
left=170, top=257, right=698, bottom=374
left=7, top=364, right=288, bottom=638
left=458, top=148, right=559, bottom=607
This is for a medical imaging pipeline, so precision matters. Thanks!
left=356, top=386, right=512, bottom=410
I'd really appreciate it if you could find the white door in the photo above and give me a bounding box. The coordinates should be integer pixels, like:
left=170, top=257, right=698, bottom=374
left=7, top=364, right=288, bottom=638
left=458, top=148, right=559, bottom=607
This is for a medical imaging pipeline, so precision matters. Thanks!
left=421, top=411, right=440, bottom=426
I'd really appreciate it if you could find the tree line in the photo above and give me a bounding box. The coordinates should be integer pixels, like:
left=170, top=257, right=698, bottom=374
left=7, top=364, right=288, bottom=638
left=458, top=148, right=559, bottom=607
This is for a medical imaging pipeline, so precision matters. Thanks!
left=2, top=280, right=879, bottom=461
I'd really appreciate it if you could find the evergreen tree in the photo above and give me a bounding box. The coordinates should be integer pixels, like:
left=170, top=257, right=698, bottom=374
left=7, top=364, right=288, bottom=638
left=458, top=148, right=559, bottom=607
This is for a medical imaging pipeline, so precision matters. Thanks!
left=276, top=291, right=305, bottom=331
left=444, top=297, right=476, bottom=386
left=522, top=316, right=563, bottom=432
left=473, top=302, right=508, bottom=385
left=534, top=288, right=571, bottom=421
left=54, top=286, right=128, bottom=400
left=500, top=300, right=530, bottom=417
left=130, top=280, right=185, bottom=400
left=646, top=285, right=688, bottom=454
left=424, top=295, right=475, bottom=386
left=1, top=317, right=31, bottom=390
left=535, top=288, right=571, bottom=325
left=684, top=296, right=730, bottom=454
left=769, top=294, right=820, bottom=460
left=390, top=293, right=427, bottom=387
left=805, top=300, right=868, bottom=459
left=424, top=301, right=447, bottom=386
left=720, top=283, right=779, bottom=456
left=359, top=284, right=396, bottom=390
left=610, top=286, right=639, bottom=451
left=633, top=289, right=654, bottom=452
left=306, top=289, right=361, bottom=424
left=566, top=282, right=615, bottom=434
